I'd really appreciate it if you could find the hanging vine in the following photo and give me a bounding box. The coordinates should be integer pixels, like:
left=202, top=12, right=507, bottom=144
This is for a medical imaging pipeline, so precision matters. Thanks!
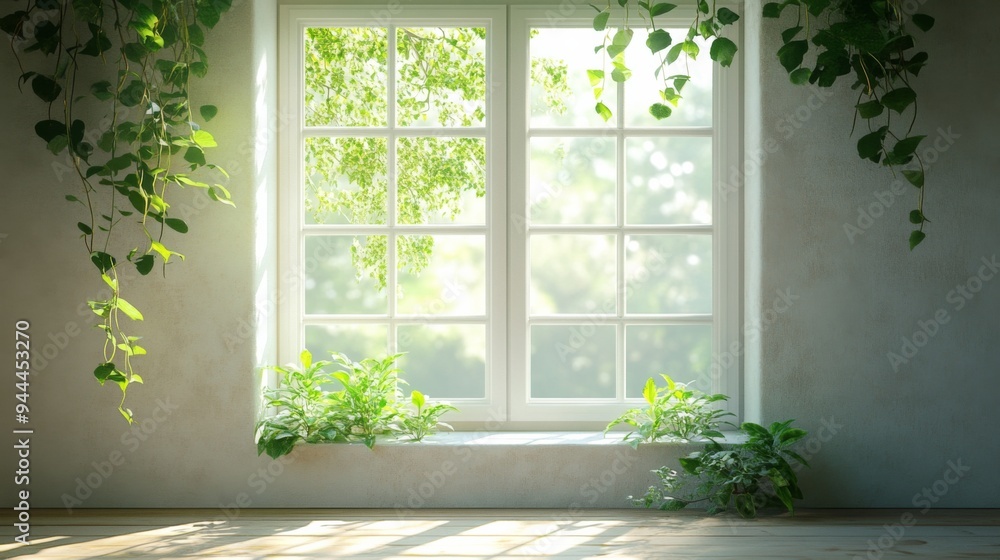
left=589, top=0, right=935, bottom=249
left=2, top=0, right=233, bottom=422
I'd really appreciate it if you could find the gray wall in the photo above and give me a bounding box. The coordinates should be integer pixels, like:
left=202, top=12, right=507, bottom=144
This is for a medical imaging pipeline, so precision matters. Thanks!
left=1, top=0, right=996, bottom=511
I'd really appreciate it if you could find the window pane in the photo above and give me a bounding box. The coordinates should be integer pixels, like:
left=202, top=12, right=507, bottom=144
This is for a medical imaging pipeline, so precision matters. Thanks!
left=624, top=29, right=713, bottom=127
left=305, top=324, right=389, bottom=364
left=530, top=325, right=615, bottom=398
left=398, top=324, right=486, bottom=399
left=396, top=27, right=486, bottom=128
left=530, top=27, right=616, bottom=128
left=625, top=235, right=712, bottom=314
left=530, top=234, right=616, bottom=315
left=626, top=137, right=712, bottom=225
left=305, top=236, right=387, bottom=314
left=529, top=137, right=616, bottom=225
left=305, top=137, right=388, bottom=225
left=397, top=235, right=486, bottom=316
left=304, top=27, right=388, bottom=127
left=625, top=325, right=712, bottom=398
left=397, top=137, right=486, bottom=225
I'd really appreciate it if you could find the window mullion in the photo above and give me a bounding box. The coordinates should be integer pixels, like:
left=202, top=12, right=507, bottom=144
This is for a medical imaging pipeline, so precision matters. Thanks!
left=387, top=24, right=398, bottom=353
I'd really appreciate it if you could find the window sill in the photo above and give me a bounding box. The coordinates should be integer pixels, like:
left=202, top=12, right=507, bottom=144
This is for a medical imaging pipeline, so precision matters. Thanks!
left=359, top=430, right=745, bottom=446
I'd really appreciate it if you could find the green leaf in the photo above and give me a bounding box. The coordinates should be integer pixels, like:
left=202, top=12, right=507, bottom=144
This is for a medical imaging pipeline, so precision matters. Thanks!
left=645, top=29, right=672, bottom=53
left=593, top=11, right=610, bottom=31
left=411, top=390, right=426, bottom=408
left=781, top=26, right=802, bottom=43
left=778, top=427, right=807, bottom=445
left=892, top=135, right=926, bottom=159
left=857, top=126, right=888, bottom=162
left=666, top=43, right=684, bottom=64
left=789, top=68, right=811, bottom=84
left=31, top=75, right=61, bottom=103
left=192, top=129, right=217, bottom=148
left=856, top=100, right=884, bottom=119
left=642, top=378, right=657, bottom=405
left=90, top=251, right=116, bottom=273
left=34, top=119, right=65, bottom=142
left=149, top=240, right=184, bottom=263
left=649, top=102, right=673, bottom=120
left=709, top=37, right=738, bottom=67
left=94, top=362, right=116, bottom=384
left=165, top=218, right=189, bottom=233
left=717, top=7, right=740, bottom=24
left=77, top=222, right=93, bottom=235
left=660, top=498, right=688, bottom=511
left=184, top=147, right=207, bottom=166
left=762, top=2, right=784, bottom=18
left=611, top=65, right=632, bottom=82
left=882, top=87, right=916, bottom=113
left=909, top=230, right=926, bottom=250
left=681, top=40, right=700, bottom=58
left=697, top=0, right=709, bottom=13
left=649, top=2, right=677, bottom=17
left=735, top=493, right=756, bottom=518
left=912, top=13, right=935, bottom=32
left=595, top=101, right=613, bottom=122
left=116, top=298, right=144, bottom=321
left=774, top=485, right=794, bottom=511
left=134, top=255, right=155, bottom=275
left=612, top=28, right=634, bottom=48
left=300, top=349, right=313, bottom=370
left=200, top=104, right=218, bottom=121
left=903, top=169, right=924, bottom=188
left=777, top=40, right=808, bottom=72
left=587, top=69, right=605, bottom=87
left=909, top=210, right=925, bottom=224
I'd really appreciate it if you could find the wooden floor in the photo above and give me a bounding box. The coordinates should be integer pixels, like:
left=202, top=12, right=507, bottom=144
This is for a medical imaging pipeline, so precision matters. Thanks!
left=0, top=509, right=998, bottom=559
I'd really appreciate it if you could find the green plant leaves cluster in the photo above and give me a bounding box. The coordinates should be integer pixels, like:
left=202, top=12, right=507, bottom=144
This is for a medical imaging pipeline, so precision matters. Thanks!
left=255, top=350, right=457, bottom=458
left=4, top=0, right=233, bottom=422
left=763, top=0, right=935, bottom=249
left=632, top=420, right=809, bottom=518
left=605, top=374, right=733, bottom=447
left=589, top=0, right=740, bottom=121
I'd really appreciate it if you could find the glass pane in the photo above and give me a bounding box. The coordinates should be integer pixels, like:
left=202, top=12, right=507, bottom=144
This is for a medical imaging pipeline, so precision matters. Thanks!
left=397, top=324, right=486, bottom=399
left=529, top=137, right=616, bottom=225
left=304, top=27, right=388, bottom=127
left=625, top=235, right=712, bottom=314
left=305, top=236, right=388, bottom=314
left=396, top=27, right=486, bottom=128
left=625, top=29, right=713, bottom=127
left=625, top=325, right=712, bottom=398
left=397, top=137, right=486, bottom=225
left=530, top=27, right=616, bottom=128
left=305, top=324, right=389, bottom=364
left=530, top=235, right=616, bottom=315
left=305, top=137, right=388, bottom=225
left=626, top=137, right=712, bottom=225
left=398, top=235, right=486, bottom=316
left=530, top=325, right=615, bottom=398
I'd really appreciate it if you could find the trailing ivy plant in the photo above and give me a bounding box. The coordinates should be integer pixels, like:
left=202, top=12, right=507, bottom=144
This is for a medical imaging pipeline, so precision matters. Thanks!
left=2, top=0, right=233, bottom=422
left=589, top=0, right=936, bottom=249
left=255, top=350, right=458, bottom=458
left=632, top=420, right=810, bottom=518
left=605, top=374, right=732, bottom=447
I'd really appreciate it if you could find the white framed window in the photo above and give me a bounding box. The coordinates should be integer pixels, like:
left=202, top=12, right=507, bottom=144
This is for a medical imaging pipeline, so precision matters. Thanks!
left=278, top=3, right=741, bottom=427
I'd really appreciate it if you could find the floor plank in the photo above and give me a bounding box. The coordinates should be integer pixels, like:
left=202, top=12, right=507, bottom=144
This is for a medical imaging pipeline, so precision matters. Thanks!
left=0, top=509, right=997, bottom=559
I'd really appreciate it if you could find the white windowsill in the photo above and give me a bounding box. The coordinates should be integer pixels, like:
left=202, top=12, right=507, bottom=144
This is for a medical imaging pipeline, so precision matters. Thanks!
left=359, top=430, right=745, bottom=446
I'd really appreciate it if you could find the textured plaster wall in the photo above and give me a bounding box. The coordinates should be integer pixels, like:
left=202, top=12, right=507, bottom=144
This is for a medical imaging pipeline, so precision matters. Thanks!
left=0, top=0, right=997, bottom=510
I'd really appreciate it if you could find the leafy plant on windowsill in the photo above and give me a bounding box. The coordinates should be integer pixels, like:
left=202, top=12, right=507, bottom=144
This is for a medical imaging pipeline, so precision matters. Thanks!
left=589, top=0, right=936, bottom=249
left=632, top=420, right=810, bottom=518
left=255, top=350, right=458, bottom=458
left=2, top=0, right=233, bottom=422
left=605, top=374, right=733, bottom=447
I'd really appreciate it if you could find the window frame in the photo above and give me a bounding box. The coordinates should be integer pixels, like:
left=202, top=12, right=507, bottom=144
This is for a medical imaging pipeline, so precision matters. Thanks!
left=277, top=2, right=742, bottom=428
left=278, top=5, right=508, bottom=422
